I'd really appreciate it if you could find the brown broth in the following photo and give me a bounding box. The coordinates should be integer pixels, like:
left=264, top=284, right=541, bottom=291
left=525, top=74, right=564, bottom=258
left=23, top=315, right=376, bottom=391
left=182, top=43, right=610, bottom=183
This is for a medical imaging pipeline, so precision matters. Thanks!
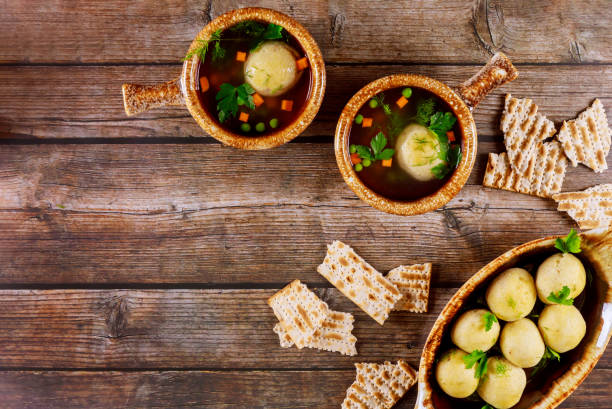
left=347, top=87, right=462, bottom=201
left=430, top=249, right=600, bottom=409
left=197, top=22, right=312, bottom=136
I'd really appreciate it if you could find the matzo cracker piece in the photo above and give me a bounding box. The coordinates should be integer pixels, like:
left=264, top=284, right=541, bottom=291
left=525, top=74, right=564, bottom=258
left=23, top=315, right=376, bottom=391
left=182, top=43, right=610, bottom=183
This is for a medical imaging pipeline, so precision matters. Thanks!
left=387, top=263, right=432, bottom=313
left=483, top=141, right=568, bottom=198
left=273, top=310, right=357, bottom=356
left=557, top=99, right=610, bottom=173
left=501, top=94, right=556, bottom=174
left=267, top=280, right=329, bottom=349
left=553, top=184, right=612, bottom=229
left=317, top=241, right=402, bottom=325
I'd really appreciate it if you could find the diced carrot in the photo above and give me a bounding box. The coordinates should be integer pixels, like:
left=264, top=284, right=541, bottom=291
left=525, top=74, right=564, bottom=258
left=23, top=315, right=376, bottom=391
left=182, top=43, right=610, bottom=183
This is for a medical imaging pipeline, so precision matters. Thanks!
left=253, top=93, right=264, bottom=107
left=199, top=76, right=210, bottom=93
left=296, top=57, right=309, bottom=71
left=281, top=99, right=294, bottom=111
left=446, top=131, right=455, bottom=142
left=350, top=153, right=361, bottom=165
left=238, top=112, right=249, bottom=122
left=396, top=96, right=408, bottom=108
left=236, top=51, right=247, bottom=62
left=382, top=158, right=392, bottom=167
left=361, top=117, right=373, bottom=128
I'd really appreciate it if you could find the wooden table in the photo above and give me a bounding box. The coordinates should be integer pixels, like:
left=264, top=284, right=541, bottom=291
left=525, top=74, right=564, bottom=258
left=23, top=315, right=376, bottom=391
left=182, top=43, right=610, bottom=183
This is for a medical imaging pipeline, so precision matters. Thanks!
left=0, top=1, right=610, bottom=408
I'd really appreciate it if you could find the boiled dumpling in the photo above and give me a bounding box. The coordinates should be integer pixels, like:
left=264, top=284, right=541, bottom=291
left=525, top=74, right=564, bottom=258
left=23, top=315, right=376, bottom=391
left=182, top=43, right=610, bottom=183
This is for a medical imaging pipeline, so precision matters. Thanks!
left=500, top=318, right=545, bottom=368
left=477, top=356, right=526, bottom=409
left=486, top=268, right=537, bottom=322
left=244, top=41, right=302, bottom=97
left=451, top=309, right=500, bottom=353
left=538, top=304, right=586, bottom=353
left=536, top=253, right=586, bottom=304
left=435, top=348, right=479, bottom=398
left=395, top=123, right=445, bottom=182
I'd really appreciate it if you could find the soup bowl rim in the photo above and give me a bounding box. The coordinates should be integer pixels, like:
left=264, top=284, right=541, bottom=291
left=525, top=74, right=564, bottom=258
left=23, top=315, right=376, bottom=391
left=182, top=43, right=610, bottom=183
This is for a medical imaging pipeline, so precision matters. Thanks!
left=182, top=7, right=326, bottom=150
left=334, top=73, right=477, bottom=215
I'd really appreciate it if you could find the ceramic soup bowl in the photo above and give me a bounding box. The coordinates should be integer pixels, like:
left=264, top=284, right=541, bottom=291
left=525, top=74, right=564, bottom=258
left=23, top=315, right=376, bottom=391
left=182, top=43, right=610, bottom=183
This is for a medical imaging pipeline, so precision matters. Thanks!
left=416, top=228, right=612, bottom=409
left=122, top=7, right=326, bottom=150
left=335, top=53, right=518, bottom=215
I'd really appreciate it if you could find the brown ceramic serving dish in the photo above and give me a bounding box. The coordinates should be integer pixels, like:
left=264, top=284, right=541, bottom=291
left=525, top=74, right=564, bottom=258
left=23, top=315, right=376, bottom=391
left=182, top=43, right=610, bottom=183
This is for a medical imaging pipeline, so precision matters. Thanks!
left=416, top=228, right=612, bottom=409
left=334, top=53, right=517, bottom=215
left=121, top=7, right=325, bottom=150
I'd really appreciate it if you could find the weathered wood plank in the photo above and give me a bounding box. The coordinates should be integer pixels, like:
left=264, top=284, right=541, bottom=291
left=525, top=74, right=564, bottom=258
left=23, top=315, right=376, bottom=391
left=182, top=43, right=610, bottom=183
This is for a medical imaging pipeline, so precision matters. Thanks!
left=0, top=289, right=609, bottom=370
left=0, top=64, right=610, bottom=139
left=1, top=368, right=610, bottom=408
left=1, top=143, right=610, bottom=285
left=1, top=0, right=610, bottom=64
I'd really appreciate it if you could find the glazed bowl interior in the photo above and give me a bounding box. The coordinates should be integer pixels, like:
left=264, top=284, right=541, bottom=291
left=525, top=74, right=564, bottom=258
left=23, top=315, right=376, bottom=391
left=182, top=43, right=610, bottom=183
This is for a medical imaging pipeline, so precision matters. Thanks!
left=182, top=7, right=326, bottom=150
left=417, top=231, right=612, bottom=409
left=334, top=74, right=477, bottom=215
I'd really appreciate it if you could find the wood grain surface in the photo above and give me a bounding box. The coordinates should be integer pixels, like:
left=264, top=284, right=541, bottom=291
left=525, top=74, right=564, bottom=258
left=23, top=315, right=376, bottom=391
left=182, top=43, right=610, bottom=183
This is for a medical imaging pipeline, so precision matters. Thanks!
left=0, top=0, right=610, bottom=408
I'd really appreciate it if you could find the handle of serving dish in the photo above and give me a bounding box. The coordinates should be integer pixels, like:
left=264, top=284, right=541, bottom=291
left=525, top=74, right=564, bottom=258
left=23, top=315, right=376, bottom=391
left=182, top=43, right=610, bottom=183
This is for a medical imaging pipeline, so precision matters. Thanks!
left=121, top=77, right=184, bottom=116
left=456, top=52, right=518, bottom=109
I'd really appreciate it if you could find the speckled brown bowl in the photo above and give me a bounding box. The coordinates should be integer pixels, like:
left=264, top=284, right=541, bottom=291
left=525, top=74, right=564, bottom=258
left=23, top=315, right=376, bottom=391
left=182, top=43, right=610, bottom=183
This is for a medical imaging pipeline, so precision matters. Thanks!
left=122, top=8, right=326, bottom=150
left=415, top=228, right=612, bottom=409
left=335, top=53, right=517, bottom=215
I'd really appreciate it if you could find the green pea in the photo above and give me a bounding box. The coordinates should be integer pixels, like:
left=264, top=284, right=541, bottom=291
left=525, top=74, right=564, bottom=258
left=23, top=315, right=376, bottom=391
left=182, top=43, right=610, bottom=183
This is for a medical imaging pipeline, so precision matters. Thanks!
left=269, top=118, right=279, bottom=129
left=255, top=122, right=266, bottom=132
left=402, top=88, right=413, bottom=98
left=369, top=99, right=378, bottom=108
left=354, top=114, right=364, bottom=125
left=362, top=158, right=372, bottom=167
left=240, top=123, right=251, bottom=132
left=354, top=163, right=363, bottom=172
left=349, top=145, right=357, bottom=154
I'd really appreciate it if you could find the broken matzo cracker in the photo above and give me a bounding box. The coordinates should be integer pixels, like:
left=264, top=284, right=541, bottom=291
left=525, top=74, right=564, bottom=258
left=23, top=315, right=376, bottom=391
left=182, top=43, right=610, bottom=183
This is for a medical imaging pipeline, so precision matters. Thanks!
left=387, top=263, right=432, bottom=313
left=267, top=280, right=329, bottom=349
left=317, top=241, right=402, bottom=325
left=553, top=184, right=612, bottom=230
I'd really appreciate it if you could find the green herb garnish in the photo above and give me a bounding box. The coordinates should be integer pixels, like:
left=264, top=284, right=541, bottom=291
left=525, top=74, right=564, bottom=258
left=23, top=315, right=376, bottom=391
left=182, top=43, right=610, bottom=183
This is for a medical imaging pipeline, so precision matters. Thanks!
left=555, top=228, right=581, bottom=254
left=481, top=404, right=494, bottom=409
left=531, top=346, right=560, bottom=377
left=482, top=311, right=498, bottom=332
left=463, top=349, right=488, bottom=379
left=215, top=82, right=255, bottom=123
left=495, top=361, right=508, bottom=375
left=412, top=99, right=460, bottom=179
left=352, top=132, right=395, bottom=167
left=547, top=285, right=574, bottom=305
left=373, top=93, right=392, bottom=115
left=183, top=29, right=224, bottom=63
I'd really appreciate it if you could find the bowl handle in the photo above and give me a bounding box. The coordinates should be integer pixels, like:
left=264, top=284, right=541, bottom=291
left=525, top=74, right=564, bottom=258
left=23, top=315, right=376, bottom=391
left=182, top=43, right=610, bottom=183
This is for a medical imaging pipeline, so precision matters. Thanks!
left=121, top=77, right=184, bottom=116
left=456, top=52, right=518, bottom=109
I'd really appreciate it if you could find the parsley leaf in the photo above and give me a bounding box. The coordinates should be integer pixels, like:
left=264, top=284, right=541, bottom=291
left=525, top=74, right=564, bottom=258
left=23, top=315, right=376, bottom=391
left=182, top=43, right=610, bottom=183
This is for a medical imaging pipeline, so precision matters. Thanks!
left=183, top=29, right=224, bottom=63
left=531, top=346, right=560, bottom=377
left=463, top=350, right=488, bottom=379
left=555, top=228, right=582, bottom=254
left=353, top=132, right=395, bottom=165
left=215, top=83, right=255, bottom=123
left=481, top=405, right=494, bottom=409
left=483, top=311, right=498, bottom=332
left=251, top=23, right=284, bottom=50
left=428, top=111, right=457, bottom=139
left=229, top=21, right=266, bottom=38
left=547, top=285, right=574, bottom=305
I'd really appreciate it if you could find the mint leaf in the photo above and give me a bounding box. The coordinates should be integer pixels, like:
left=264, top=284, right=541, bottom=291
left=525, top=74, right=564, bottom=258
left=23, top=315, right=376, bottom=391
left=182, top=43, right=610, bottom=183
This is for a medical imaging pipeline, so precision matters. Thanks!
left=483, top=311, right=498, bottom=332
left=547, top=285, right=574, bottom=305
left=555, top=228, right=581, bottom=254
